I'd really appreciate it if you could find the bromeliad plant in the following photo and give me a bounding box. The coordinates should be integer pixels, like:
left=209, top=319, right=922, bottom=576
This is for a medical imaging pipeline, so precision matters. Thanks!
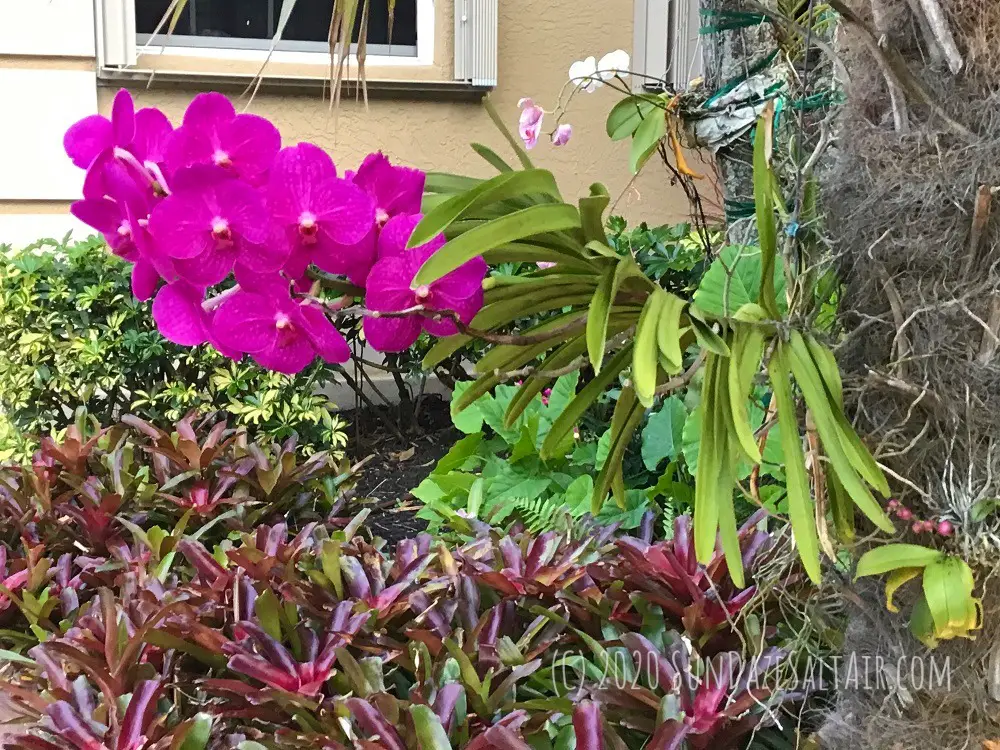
left=0, top=510, right=801, bottom=749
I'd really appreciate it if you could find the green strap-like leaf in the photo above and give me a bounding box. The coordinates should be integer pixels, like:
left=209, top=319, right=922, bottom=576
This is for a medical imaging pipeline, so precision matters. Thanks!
left=592, top=386, right=645, bottom=513
left=768, top=342, right=821, bottom=584
left=693, top=355, right=722, bottom=564
left=484, top=95, right=534, bottom=170
left=410, top=704, right=453, bottom=750
left=579, top=183, right=611, bottom=244
left=786, top=332, right=894, bottom=531
left=413, top=204, right=581, bottom=287
left=482, top=243, right=596, bottom=272
left=586, top=259, right=637, bottom=373
left=410, top=169, right=562, bottom=248
left=470, top=142, right=514, bottom=173
left=753, top=109, right=780, bottom=318
left=542, top=343, right=635, bottom=459
left=656, top=293, right=686, bottom=371
left=633, top=292, right=664, bottom=407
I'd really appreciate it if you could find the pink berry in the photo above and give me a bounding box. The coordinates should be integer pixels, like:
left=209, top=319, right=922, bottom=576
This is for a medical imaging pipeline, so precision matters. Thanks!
left=888, top=499, right=899, bottom=509
left=936, top=520, right=954, bottom=537
left=897, top=507, right=912, bottom=520
left=911, top=521, right=923, bottom=534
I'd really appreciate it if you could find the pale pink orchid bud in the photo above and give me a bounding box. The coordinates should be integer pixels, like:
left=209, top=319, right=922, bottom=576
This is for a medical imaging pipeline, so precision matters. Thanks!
left=552, top=123, right=573, bottom=146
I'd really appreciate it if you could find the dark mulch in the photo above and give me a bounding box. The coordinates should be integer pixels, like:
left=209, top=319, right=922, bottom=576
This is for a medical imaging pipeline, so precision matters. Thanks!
left=342, top=394, right=460, bottom=544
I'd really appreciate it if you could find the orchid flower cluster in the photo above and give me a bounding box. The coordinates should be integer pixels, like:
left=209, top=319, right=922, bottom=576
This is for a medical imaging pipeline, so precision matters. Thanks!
left=517, top=49, right=631, bottom=150
left=64, top=90, right=487, bottom=374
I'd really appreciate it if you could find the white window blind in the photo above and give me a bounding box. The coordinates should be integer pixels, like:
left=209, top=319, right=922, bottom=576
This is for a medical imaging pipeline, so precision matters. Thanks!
left=635, top=0, right=702, bottom=91
left=0, top=0, right=96, bottom=57
left=453, top=0, right=497, bottom=87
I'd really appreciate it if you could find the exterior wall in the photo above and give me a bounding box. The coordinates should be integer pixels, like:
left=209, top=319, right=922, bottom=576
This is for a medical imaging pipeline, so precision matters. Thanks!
left=0, top=0, right=694, bottom=250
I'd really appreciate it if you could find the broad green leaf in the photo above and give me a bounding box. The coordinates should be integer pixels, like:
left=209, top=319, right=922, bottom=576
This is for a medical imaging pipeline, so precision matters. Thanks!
left=693, top=245, right=787, bottom=318
left=885, top=567, right=921, bottom=613
left=855, top=544, right=943, bottom=578
left=433, top=433, right=483, bottom=475
left=563, top=474, right=594, bottom=513
left=410, top=169, right=562, bottom=248
left=451, top=382, right=485, bottom=433
left=414, top=204, right=581, bottom=287
left=630, top=109, right=666, bottom=174
left=607, top=94, right=661, bottom=141
left=641, top=396, right=687, bottom=471
left=922, top=557, right=962, bottom=637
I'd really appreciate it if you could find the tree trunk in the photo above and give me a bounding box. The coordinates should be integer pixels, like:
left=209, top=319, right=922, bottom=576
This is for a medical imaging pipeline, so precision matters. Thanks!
left=698, top=0, right=777, bottom=243
left=698, top=0, right=1000, bottom=746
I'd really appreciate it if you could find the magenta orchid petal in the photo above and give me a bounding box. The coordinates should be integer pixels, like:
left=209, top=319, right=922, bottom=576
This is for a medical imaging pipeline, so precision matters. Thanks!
left=70, top=198, right=122, bottom=236
left=297, top=303, right=350, bottom=363
left=147, top=191, right=218, bottom=260
left=131, top=259, right=161, bottom=301
left=364, top=315, right=422, bottom=352
left=377, top=213, right=446, bottom=259
left=312, top=229, right=377, bottom=285
left=212, top=291, right=284, bottom=353
left=268, top=143, right=339, bottom=222
left=182, top=91, right=236, bottom=131
left=239, top=225, right=292, bottom=273
left=224, top=114, right=281, bottom=182
left=152, top=282, right=209, bottom=346
left=432, top=255, right=489, bottom=299
left=354, top=152, right=425, bottom=219
left=132, top=107, right=173, bottom=165
left=253, top=335, right=316, bottom=374
left=173, top=242, right=240, bottom=287
left=422, top=288, right=483, bottom=337
left=111, top=88, right=136, bottom=147
left=311, top=178, right=376, bottom=245
left=64, top=114, right=112, bottom=169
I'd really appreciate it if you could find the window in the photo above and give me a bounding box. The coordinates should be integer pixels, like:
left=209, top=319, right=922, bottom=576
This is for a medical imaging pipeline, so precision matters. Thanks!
left=634, top=0, right=702, bottom=91
left=99, top=0, right=499, bottom=88
left=134, top=0, right=418, bottom=57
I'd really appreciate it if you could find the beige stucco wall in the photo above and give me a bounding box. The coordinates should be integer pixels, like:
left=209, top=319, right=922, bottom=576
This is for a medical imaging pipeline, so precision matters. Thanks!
left=99, top=0, right=693, bottom=226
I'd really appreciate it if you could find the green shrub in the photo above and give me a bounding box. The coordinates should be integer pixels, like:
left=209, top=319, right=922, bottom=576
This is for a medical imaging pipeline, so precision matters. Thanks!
left=0, top=235, right=348, bottom=460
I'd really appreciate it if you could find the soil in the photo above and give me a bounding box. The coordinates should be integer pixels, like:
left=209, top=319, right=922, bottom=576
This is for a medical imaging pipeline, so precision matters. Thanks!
left=342, top=394, right=461, bottom=544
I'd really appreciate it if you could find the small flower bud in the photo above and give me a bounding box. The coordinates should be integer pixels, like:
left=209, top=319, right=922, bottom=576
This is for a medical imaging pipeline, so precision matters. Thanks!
left=896, top=507, right=912, bottom=520
left=936, top=520, right=954, bottom=537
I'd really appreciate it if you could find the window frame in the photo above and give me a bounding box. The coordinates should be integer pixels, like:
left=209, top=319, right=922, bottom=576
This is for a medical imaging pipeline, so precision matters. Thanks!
left=102, top=0, right=436, bottom=71
left=633, top=0, right=703, bottom=92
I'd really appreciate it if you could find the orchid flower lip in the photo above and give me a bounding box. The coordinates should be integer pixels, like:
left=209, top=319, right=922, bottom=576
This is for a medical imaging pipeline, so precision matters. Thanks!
left=210, top=217, right=232, bottom=243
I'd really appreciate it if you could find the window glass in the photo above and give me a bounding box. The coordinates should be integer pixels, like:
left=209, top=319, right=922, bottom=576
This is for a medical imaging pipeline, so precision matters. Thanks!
left=135, top=0, right=418, bottom=49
